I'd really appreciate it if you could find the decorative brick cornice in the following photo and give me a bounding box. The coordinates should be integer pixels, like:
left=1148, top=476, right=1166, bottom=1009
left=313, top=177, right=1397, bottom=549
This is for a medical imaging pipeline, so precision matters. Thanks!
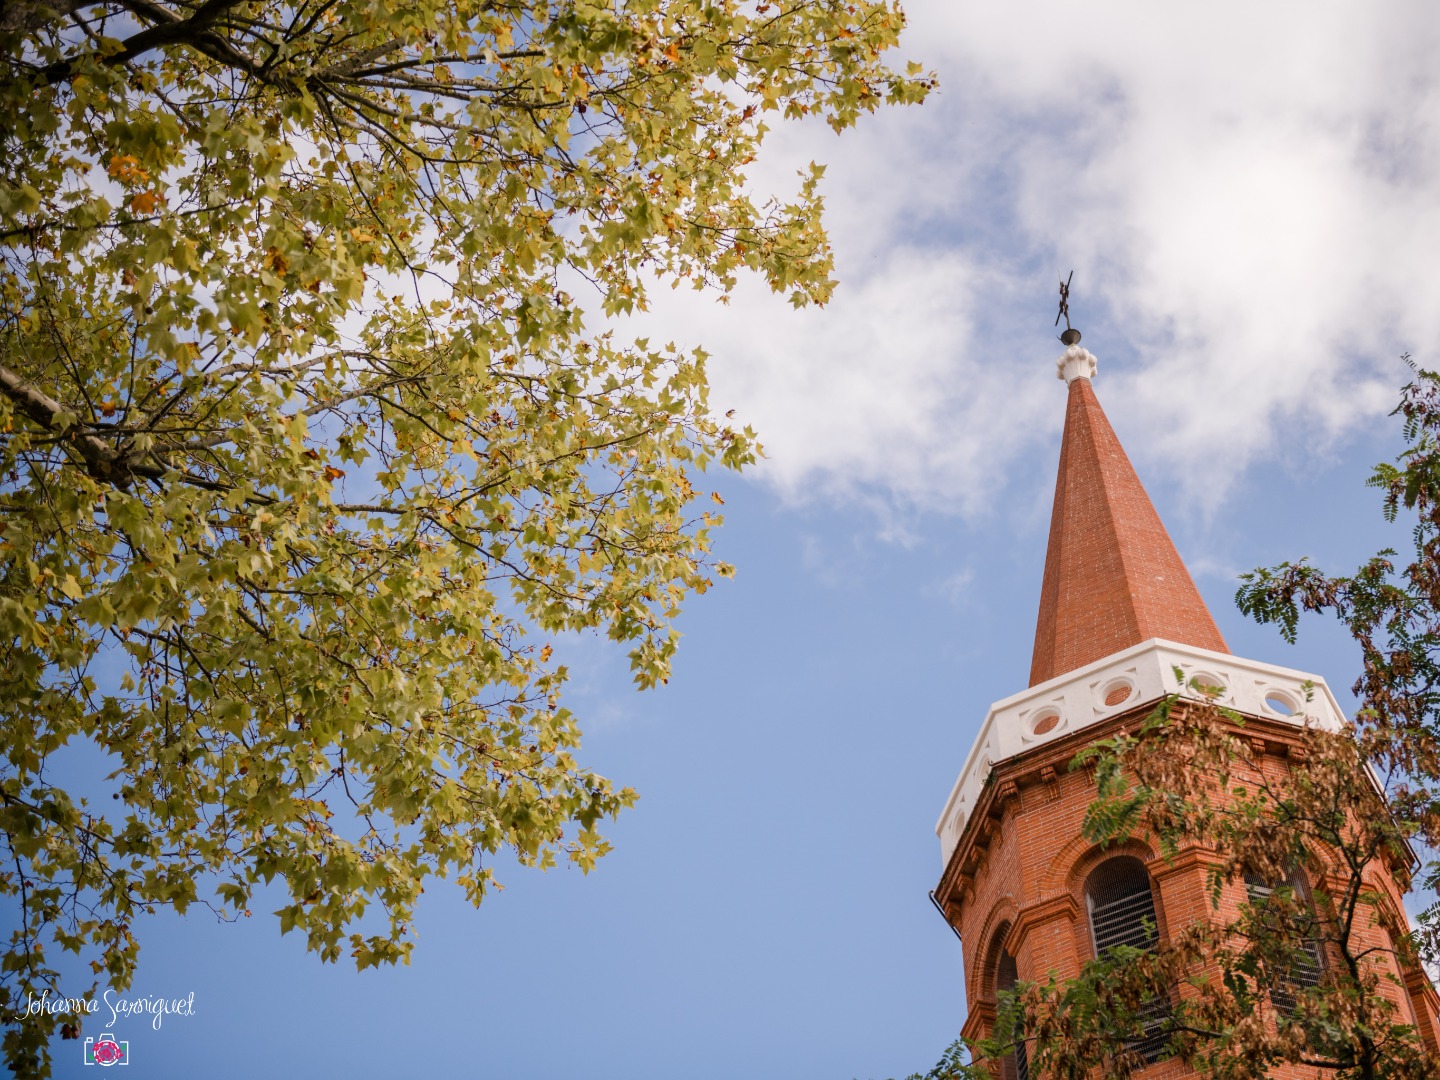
left=1010, top=893, right=1080, bottom=956
left=961, top=1001, right=995, bottom=1045
left=935, top=703, right=1341, bottom=906
left=936, top=640, right=1348, bottom=868
left=1147, top=846, right=1226, bottom=884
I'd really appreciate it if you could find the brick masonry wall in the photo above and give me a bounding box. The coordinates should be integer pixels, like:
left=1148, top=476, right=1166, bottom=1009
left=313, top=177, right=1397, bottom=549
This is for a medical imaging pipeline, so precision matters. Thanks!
left=938, top=707, right=1440, bottom=1076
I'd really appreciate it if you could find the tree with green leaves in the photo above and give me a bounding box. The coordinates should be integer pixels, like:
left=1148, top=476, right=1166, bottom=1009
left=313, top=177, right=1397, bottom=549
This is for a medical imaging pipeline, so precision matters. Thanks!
left=0, top=1, right=931, bottom=1074
left=897, top=369, right=1440, bottom=1080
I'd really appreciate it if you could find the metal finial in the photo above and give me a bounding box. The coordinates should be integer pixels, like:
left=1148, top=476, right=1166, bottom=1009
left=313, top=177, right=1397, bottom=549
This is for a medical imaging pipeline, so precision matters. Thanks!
left=1055, top=271, right=1081, bottom=345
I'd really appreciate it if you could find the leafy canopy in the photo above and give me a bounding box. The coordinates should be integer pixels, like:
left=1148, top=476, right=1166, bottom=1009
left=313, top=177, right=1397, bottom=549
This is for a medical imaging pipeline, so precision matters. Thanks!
left=0, top=0, right=931, bottom=1073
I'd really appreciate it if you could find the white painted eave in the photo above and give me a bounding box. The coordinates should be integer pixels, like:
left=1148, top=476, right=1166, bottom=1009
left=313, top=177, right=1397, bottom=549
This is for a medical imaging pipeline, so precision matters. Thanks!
left=934, top=639, right=1346, bottom=869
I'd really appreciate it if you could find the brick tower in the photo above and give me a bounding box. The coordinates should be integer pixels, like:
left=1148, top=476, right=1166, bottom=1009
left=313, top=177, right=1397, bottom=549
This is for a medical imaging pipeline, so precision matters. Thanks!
left=930, top=339, right=1440, bottom=1075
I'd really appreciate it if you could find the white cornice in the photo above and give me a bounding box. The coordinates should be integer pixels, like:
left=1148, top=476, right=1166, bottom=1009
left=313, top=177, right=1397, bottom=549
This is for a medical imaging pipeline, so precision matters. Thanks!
left=934, top=639, right=1346, bottom=868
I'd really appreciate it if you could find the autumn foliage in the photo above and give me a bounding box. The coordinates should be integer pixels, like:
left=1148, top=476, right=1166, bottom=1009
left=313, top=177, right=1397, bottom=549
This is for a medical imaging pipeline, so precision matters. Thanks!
left=0, top=0, right=931, bottom=1074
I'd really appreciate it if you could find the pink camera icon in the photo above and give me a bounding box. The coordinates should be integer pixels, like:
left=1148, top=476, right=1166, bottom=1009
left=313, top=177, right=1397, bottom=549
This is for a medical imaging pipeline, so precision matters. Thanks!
left=83, top=1032, right=129, bottom=1066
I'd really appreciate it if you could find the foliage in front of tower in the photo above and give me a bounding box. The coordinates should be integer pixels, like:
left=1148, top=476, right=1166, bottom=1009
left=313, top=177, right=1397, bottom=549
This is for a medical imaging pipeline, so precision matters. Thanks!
left=937, top=368, right=1440, bottom=1079
left=983, top=697, right=1434, bottom=1079
left=0, top=1, right=933, bottom=1075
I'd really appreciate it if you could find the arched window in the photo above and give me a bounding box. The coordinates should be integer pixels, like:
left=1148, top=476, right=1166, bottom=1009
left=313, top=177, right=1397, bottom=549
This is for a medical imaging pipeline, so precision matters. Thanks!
left=1244, top=866, right=1324, bottom=1014
left=1088, top=857, right=1160, bottom=953
left=994, top=946, right=1029, bottom=1080
left=1086, top=856, right=1168, bottom=1062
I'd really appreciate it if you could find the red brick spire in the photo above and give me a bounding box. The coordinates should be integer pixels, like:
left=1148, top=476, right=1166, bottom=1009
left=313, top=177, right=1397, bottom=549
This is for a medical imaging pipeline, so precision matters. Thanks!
left=1029, top=363, right=1227, bottom=686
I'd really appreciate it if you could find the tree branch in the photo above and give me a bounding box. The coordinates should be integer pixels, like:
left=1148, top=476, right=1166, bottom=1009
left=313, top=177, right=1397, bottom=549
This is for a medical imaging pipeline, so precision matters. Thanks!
left=0, top=361, right=161, bottom=486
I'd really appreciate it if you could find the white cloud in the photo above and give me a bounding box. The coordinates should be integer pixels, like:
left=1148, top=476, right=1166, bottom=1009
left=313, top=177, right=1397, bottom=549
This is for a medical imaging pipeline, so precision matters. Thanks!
left=637, top=244, right=1056, bottom=515
left=933, top=567, right=976, bottom=609
left=623, top=0, right=1440, bottom=517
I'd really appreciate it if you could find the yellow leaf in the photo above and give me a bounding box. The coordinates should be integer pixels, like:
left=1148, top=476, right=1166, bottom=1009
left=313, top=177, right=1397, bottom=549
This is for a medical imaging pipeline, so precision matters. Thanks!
left=173, top=238, right=198, bottom=271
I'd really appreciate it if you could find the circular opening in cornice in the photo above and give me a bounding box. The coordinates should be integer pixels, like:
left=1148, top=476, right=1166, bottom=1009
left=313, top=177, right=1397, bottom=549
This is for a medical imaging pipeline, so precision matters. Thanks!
left=1264, top=690, right=1298, bottom=717
left=1102, top=679, right=1135, bottom=707
left=1190, top=671, right=1227, bottom=699
left=1031, top=710, right=1061, bottom=737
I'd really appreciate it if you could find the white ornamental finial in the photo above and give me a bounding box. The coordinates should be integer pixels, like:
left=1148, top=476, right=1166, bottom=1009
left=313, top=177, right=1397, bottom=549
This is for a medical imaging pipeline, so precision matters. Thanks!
left=1057, top=343, right=1097, bottom=384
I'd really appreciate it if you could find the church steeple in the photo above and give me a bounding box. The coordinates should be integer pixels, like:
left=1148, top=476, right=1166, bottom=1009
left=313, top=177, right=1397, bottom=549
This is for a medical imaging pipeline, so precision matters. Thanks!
left=931, top=320, right=1439, bottom=1073
left=1029, top=345, right=1227, bottom=686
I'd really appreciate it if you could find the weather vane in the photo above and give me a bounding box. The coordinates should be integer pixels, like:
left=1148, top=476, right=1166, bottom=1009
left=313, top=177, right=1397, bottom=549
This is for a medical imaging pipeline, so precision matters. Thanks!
left=1054, top=271, right=1081, bottom=345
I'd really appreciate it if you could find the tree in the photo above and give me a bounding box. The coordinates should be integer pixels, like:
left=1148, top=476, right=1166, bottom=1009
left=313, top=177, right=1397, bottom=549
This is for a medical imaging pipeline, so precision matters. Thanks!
left=946, top=368, right=1440, bottom=1079
left=969, top=696, right=1436, bottom=1079
left=0, top=1, right=932, bottom=1074
left=893, top=714, right=1435, bottom=1079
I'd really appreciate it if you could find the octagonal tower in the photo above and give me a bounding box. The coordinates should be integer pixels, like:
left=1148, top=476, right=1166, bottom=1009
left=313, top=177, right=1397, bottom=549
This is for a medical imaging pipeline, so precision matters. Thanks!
left=931, top=341, right=1440, bottom=1076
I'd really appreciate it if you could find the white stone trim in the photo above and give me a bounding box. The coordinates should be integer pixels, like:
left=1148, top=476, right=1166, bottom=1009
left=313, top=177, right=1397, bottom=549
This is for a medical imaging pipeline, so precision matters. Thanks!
left=1057, top=344, right=1098, bottom=384
left=934, top=639, right=1346, bottom=868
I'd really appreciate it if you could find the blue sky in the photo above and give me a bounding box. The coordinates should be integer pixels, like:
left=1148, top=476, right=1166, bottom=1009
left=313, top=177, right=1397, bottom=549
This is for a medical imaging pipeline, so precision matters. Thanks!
left=25, top=1, right=1440, bottom=1076
left=45, top=420, right=1411, bottom=1080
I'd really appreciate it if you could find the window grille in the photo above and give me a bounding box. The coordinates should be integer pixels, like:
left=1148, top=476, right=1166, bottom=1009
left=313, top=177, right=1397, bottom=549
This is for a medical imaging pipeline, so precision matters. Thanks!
left=1245, top=869, right=1324, bottom=1014
left=1086, top=857, right=1168, bottom=1063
